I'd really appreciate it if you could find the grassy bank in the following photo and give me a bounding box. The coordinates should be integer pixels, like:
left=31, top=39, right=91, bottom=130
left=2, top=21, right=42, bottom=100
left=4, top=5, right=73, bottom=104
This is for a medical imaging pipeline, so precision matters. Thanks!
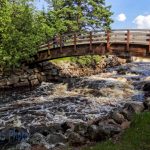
left=83, top=112, right=150, bottom=150
left=50, top=55, right=102, bottom=67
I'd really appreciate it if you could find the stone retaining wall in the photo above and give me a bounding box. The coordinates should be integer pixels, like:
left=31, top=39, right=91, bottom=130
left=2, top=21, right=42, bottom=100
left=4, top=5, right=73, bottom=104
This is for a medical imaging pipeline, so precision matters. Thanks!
left=0, top=55, right=126, bottom=90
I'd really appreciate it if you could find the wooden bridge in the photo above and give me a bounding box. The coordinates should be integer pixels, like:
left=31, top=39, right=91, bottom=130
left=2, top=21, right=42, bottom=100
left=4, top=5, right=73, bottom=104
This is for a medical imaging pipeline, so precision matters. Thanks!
left=36, top=29, right=150, bottom=62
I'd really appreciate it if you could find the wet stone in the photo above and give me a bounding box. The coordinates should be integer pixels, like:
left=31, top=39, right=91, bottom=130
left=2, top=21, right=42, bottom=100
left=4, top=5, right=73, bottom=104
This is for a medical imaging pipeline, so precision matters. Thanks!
left=46, top=133, right=67, bottom=144
left=0, top=127, right=29, bottom=145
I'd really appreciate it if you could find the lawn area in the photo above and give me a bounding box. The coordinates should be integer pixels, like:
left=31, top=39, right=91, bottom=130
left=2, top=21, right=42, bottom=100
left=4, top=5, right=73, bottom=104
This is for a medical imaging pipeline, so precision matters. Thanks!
left=83, top=112, right=150, bottom=150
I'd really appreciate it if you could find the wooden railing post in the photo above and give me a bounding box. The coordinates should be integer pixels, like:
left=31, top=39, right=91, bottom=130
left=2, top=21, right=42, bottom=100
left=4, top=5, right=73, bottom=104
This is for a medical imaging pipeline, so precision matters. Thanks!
left=47, top=41, right=51, bottom=56
left=148, top=31, right=150, bottom=53
left=90, top=31, right=93, bottom=52
left=59, top=34, right=62, bottom=53
left=106, top=30, right=111, bottom=52
left=126, top=29, right=130, bottom=51
left=74, top=33, right=77, bottom=51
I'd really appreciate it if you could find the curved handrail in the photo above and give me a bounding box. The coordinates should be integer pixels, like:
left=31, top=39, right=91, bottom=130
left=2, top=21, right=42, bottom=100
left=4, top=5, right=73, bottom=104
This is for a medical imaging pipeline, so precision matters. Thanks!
left=39, top=29, right=150, bottom=52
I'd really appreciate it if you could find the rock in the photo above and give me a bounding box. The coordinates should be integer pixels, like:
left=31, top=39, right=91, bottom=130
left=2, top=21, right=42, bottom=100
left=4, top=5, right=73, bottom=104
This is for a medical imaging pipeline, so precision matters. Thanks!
left=33, top=68, right=39, bottom=73
left=98, top=122, right=121, bottom=137
left=51, top=69, right=58, bottom=76
left=36, top=73, right=46, bottom=82
left=46, top=133, right=67, bottom=144
left=14, top=80, right=30, bottom=87
left=28, top=75, right=37, bottom=81
left=19, top=76, right=28, bottom=82
left=0, top=79, right=7, bottom=86
left=31, top=145, right=51, bottom=150
left=121, top=108, right=134, bottom=121
left=29, top=133, right=46, bottom=145
left=68, top=132, right=86, bottom=146
left=0, top=127, right=29, bottom=145
left=54, top=143, right=67, bottom=150
left=86, top=125, right=99, bottom=140
left=9, top=76, right=19, bottom=84
left=61, top=122, right=75, bottom=132
left=112, top=112, right=125, bottom=124
left=121, top=121, right=131, bottom=129
left=144, top=97, right=150, bottom=110
left=74, top=122, right=88, bottom=136
left=143, top=82, right=150, bottom=91
left=16, top=142, right=31, bottom=150
left=124, top=101, right=144, bottom=113
left=30, top=79, right=39, bottom=87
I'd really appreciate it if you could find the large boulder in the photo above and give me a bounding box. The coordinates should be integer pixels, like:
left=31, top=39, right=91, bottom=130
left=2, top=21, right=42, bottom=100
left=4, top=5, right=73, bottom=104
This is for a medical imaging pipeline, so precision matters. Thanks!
left=29, top=133, right=53, bottom=150
left=68, top=132, right=86, bottom=146
left=86, top=125, right=100, bottom=141
left=29, top=133, right=46, bottom=145
left=0, top=127, right=29, bottom=145
left=46, top=133, right=67, bottom=145
left=86, top=120, right=121, bottom=141
left=74, top=122, right=88, bottom=136
left=112, top=112, right=125, bottom=124
left=124, top=101, right=145, bottom=113
left=98, top=121, right=121, bottom=137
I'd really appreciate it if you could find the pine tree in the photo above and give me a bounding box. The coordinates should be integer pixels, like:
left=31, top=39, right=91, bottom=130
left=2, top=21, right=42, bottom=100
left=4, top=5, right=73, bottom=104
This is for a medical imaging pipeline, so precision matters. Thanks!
left=46, top=0, right=113, bottom=33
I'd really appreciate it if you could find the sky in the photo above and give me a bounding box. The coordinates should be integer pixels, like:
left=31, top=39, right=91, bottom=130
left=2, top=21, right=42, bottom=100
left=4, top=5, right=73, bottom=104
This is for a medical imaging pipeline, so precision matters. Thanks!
left=34, top=0, right=150, bottom=29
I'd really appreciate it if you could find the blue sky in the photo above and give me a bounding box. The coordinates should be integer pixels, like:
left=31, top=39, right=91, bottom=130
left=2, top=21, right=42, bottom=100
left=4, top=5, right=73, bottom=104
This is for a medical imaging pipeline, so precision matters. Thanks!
left=34, top=0, right=150, bottom=29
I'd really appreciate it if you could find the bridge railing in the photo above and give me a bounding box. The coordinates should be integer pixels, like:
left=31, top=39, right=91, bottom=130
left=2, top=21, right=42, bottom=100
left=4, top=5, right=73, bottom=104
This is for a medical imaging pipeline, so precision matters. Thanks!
left=39, top=29, right=150, bottom=52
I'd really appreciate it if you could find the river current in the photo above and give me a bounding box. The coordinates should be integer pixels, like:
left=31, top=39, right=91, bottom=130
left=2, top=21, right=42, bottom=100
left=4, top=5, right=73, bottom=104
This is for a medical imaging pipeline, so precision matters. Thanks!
left=0, top=62, right=150, bottom=130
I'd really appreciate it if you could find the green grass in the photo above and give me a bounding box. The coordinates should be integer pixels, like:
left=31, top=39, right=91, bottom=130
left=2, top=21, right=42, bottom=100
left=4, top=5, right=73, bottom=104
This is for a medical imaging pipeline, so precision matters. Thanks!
left=50, top=55, right=102, bottom=67
left=50, top=57, right=73, bottom=64
left=84, top=112, right=150, bottom=150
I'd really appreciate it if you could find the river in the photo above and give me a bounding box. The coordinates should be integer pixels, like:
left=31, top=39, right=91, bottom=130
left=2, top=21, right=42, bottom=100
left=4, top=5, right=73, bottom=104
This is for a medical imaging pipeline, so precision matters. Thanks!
left=0, top=62, right=149, bottom=131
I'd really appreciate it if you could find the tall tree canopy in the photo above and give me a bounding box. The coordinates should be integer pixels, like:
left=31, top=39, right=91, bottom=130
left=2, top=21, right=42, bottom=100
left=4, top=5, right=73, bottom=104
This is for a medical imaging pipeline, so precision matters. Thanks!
left=46, top=0, right=113, bottom=33
left=0, top=0, right=49, bottom=70
left=0, top=0, right=113, bottom=70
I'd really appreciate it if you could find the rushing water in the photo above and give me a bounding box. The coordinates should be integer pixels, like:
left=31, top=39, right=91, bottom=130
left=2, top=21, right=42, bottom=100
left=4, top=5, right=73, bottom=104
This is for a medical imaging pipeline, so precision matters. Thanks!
left=0, top=62, right=149, bottom=131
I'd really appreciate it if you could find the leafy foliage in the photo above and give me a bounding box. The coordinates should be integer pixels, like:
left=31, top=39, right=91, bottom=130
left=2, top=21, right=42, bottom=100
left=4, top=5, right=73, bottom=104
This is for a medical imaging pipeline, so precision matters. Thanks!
left=0, top=0, right=113, bottom=70
left=0, top=0, right=50, bottom=70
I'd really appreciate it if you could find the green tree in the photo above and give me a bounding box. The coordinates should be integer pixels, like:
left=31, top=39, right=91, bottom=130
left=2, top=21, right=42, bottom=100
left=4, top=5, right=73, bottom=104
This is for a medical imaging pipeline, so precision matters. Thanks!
left=46, top=0, right=113, bottom=33
left=0, top=0, right=50, bottom=71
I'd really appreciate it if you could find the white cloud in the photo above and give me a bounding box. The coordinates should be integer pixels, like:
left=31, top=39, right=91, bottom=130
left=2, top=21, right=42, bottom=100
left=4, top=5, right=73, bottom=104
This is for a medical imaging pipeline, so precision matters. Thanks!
left=133, top=15, right=150, bottom=29
left=117, top=13, right=127, bottom=22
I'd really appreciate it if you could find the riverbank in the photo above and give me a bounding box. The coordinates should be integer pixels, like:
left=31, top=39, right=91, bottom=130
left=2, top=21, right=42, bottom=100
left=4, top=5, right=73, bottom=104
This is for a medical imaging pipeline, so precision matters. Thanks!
left=83, top=112, right=150, bottom=150
left=0, top=55, right=125, bottom=101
